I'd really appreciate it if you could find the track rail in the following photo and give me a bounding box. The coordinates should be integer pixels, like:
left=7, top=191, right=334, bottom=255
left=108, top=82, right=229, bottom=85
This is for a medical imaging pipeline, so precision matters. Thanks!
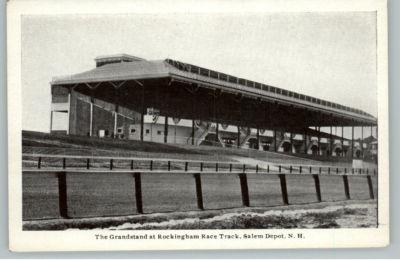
left=22, top=153, right=377, bottom=176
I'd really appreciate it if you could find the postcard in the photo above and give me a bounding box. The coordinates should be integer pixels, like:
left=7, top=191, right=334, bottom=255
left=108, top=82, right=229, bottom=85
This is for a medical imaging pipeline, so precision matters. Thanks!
left=7, top=0, right=389, bottom=251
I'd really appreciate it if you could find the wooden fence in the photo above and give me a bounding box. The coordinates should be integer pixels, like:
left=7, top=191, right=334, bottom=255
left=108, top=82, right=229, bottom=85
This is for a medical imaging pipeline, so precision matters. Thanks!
left=22, top=153, right=377, bottom=219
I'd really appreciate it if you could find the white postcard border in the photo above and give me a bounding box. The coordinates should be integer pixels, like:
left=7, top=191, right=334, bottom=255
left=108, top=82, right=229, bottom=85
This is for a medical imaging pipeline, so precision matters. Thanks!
left=7, top=0, right=389, bottom=251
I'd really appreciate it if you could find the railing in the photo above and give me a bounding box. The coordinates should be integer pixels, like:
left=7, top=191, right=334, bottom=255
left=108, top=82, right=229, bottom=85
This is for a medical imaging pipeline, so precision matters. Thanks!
left=165, top=59, right=375, bottom=120
left=23, top=154, right=377, bottom=220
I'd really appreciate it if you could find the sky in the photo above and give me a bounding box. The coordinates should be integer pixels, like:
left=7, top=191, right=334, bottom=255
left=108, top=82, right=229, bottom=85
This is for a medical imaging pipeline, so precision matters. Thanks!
left=21, top=12, right=377, bottom=138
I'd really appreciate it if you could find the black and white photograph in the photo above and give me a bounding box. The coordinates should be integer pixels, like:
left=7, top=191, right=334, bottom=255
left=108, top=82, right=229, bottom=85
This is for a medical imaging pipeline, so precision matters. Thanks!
left=7, top=0, right=389, bottom=251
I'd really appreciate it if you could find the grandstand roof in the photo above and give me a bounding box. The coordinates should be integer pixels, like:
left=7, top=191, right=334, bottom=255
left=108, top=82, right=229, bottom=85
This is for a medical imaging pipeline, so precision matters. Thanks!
left=51, top=57, right=376, bottom=125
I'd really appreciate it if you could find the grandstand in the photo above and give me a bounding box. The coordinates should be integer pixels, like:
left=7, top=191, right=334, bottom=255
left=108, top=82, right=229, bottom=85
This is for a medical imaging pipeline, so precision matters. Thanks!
left=50, top=54, right=377, bottom=160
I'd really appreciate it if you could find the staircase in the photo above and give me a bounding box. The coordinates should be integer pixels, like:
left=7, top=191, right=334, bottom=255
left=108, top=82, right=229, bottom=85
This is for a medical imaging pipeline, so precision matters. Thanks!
left=186, top=121, right=211, bottom=145
left=195, top=124, right=211, bottom=145
left=239, top=127, right=252, bottom=147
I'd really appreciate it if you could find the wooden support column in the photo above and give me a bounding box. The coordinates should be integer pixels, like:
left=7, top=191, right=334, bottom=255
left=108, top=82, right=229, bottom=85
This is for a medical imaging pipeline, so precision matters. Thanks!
left=140, top=112, right=144, bottom=141
left=361, top=125, right=364, bottom=157
left=317, top=127, right=321, bottom=155
left=313, top=174, right=322, bottom=202
left=213, top=91, right=219, bottom=143
left=140, top=81, right=145, bottom=142
left=256, top=128, right=260, bottom=150
left=113, top=87, right=120, bottom=138
left=194, top=173, right=204, bottom=210
left=191, top=120, right=195, bottom=145
left=113, top=105, right=119, bottom=138
left=57, top=172, right=69, bottom=218
left=89, top=98, right=93, bottom=137
left=279, top=174, right=289, bottom=205
left=134, top=172, right=143, bottom=214
left=274, top=129, right=277, bottom=152
left=49, top=110, right=53, bottom=133
left=237, top=126, right=241, bottom=148
left=238, top=174, right=250, bottom=207
left=264, top=103, right=272, bottom=151
left=215, top=123, right=219, bottom=143
left=329, top=126, right=333, bottom=156
left=66, top=90, right=71, bottom=135
left=191, top=90, right=196, bottom=145
left=343, top=175, right=350, bottom=200
left=237, top=97, right=242, bottom=148
left=367, top=175, right=374, bottom=199
left=290, top=132, right=294, bottom=154
left=351, top=125, right=354, bottom=158
left=304, top=128, right=308, bottom=154
left=164, top=116, right=168, bottom=143
left=341, top=126, right=344, bottom=157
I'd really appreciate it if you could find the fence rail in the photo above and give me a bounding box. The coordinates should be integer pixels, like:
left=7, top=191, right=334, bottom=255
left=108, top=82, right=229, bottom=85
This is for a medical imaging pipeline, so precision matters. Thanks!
left=22, top=154, right=377, bottom=220
left=22, top=153, right=377, bottom=175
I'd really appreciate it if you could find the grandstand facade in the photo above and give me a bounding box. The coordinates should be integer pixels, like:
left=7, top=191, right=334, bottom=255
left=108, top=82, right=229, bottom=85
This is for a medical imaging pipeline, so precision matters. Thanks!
left=50, top=54, right=377, bottom=159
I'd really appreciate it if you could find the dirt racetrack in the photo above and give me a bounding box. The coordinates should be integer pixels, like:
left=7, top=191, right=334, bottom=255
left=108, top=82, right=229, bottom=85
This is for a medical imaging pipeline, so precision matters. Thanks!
left=23, top=200, right=377, bottom=230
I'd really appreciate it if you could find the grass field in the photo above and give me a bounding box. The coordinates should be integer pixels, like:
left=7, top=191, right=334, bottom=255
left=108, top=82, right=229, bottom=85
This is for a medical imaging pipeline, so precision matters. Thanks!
left=22, top=172, right=377, bottom=220
left=22, top=130, right=353, bottom=166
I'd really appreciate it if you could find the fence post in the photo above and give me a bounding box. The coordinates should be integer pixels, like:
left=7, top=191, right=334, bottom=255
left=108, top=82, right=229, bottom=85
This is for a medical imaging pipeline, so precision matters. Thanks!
left=130, top=160, right=134, bottom=170
left=57, top=171, right=69, bottom=218
left=279, top=174, right=289, bottom=205
left=168, top=161, right=171, bottom=171
left=313, top=174, right=322, bottom=202
left=62, top=158, right=66, bottom=169
left=200, top=162, right=203, bottom=172
left=38, top=157, right=42, bottom=169
left=110, top=159, right=113, bottom=170
left=229, top=164, right=232, bottom=172
left=185, top=162, right=189, bottom=172
left=342, top=175, right=350, bottom=199
left=87, top=158, right=90, bottom=169
left=238, top=173, right=250, bottom=207
left=215, top=163, right=218, bottom=172
left=134, top=172, right=143, bottom=214
left=367, top=175, right=375, bottom=199
left=150, top=160, right=153, bottom=171
left=193, top=173, right=204, bottom=210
